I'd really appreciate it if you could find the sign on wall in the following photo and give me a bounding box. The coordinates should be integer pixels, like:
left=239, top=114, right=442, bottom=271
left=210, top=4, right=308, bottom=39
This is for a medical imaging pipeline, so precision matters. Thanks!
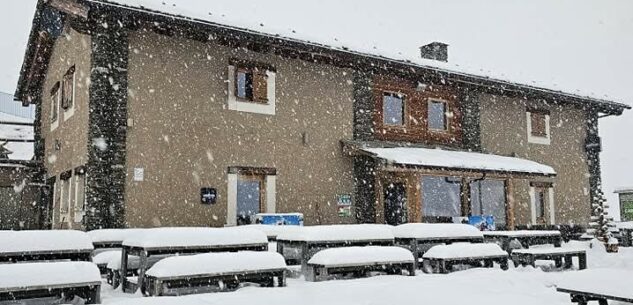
left=133, top=167, right=144, bottom=182
left=622, top=200, right=633, bottom=221
left=201, top=188, right=217, bottom=205
left=337, top=194, right=352, bottom=217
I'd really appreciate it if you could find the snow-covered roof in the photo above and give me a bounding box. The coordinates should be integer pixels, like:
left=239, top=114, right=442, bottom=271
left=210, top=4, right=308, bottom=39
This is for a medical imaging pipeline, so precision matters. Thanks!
left=614, top=187, right=633, bottom=194
left=422, top=243, right=507, bottom=259
left=0, top=262, right=101, bottom=291
left=393, top=223, right=483, bottom=240
left=362, top=147, right=556, bottom=176
left=145, top=251, right=286, bottom=278
left=0, top=230, right=94, bottom=254
left=556, top=269, right=633, bottom=299
left=308, top=246, right=414, bottom=266
left=482, top=230, right=561, bottom=237
left=84, top=0, right=630, bottom=110
left=88, top=228, right=146, bottom=244
left=0, top=111, right=33, bottom=160
left=276, top=224, right=395, bottom=242
left=122, top=227, right=268, bottom=249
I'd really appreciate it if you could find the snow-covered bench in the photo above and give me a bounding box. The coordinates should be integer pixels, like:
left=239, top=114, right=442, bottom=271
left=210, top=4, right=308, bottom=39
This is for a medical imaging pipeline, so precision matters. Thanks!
left=393, top=223, right=484, bottom=265
left=556, top=269, right=633, bottom=304
left=120, top=227, right=268, bottom=293
left=240, top=224, right=302, bottom=241
left=88, top=228, right=145, bottom=250
left=92, top=249, right=122, bottom=275
left=305, top=246, right=415, bottom=282
left=0, top=262, right=101, bottom=304
left=483, top=230, right=563, bottom=252
left=276, top=224, right=395, bottom=269
left=0, top=230, right=94, bottom=263
left=421, top=243, right=509, bottom=274
left=511, top=248, right=587, bottom=270
left=143, top=251, right=287, bottom=296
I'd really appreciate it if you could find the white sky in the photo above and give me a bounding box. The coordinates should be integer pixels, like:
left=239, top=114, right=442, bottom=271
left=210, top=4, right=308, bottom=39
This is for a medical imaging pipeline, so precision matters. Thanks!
left=0, top=0, right=631, bottom=219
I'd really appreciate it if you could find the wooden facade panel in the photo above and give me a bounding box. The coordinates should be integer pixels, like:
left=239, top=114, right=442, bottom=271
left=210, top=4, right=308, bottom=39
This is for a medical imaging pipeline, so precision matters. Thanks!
left=372, top=76, right=463, bottom=146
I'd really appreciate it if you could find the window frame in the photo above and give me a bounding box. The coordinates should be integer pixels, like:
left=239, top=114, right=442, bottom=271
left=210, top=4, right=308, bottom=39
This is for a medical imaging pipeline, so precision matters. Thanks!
left=382, top=91, right=407, bottom=127
left=227, top=59, right=276, bottom=115
left=227, top=167, right=277, bottom=226
left=73, top=168, right=87, bottom=223
left=529, top=183, right=555, bottom=225
left=236, top=173, right=266, bottom=225
left=427, top=98, right=450, bottom=132
left=526, top=109, right=551, bottom=145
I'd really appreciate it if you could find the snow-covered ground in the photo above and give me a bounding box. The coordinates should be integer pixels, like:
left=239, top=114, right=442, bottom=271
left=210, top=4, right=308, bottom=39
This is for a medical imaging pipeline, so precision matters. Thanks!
left=100, top=240, right=633, bottom=305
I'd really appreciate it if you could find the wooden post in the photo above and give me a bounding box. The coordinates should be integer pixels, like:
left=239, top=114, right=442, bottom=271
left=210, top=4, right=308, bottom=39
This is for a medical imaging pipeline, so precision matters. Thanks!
left=506, top=179, right=516, bottom=230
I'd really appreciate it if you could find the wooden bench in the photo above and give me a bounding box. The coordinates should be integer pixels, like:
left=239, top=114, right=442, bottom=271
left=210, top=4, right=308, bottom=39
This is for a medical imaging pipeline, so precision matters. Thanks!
left=393, top=223, right=484, bottom=267
left=421, top=243, right=509, bottom=274
left=119, top=227, right=269, bottom=293
left=143, top=251, right=287, bottom=296
left=556, top=269, right=633, bottom=304
left=0, top=230, right=94, bottom=263
left=511, top=248, right=587, bottom=269
left=0, top=262, right=101, bottom=304
left=483, top=230, right=563, bottom=252
left=275, top=224, right=395, bottom=270
left=306, top=246, right=415, bottom=282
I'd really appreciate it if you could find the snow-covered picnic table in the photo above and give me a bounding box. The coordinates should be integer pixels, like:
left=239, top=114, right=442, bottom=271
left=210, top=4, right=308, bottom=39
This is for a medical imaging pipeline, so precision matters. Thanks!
left=511, top=247, right=587, bottom=269
left=119, top=227, right=268, bottom=293
left=88, top=228, right=146, bottom=249
left=275, top=224, right=395, bottom=268
left=483, top=230, right=563, bottom=251
left=0, top=261, right=102, bottom=304
left=0, top=230, right=94, bottom=262
left=143, top=251, right=287, bottom=296
left=617, top=223, right=633, bottom=247
left=392, top=223, right=484, bottom=262
left=306, top=246, right=415, bottom=281
left=556, top=269, right=633, bottom=304
left=421, top=243, right=509, bottom=273
left=239, top=224, right=302, bottom=241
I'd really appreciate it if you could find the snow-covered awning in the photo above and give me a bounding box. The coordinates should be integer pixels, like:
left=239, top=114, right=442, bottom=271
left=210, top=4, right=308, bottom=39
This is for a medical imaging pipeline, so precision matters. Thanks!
left=360, top=146, right=556, bottom=177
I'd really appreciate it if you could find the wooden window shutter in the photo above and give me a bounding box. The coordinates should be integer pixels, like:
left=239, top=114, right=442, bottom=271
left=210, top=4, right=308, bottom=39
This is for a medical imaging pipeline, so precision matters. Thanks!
left=531, top=112, right=546, bottom=137
left=253, top=68, right=268, bottom=103
left=61, top=66, right=75, bottom=109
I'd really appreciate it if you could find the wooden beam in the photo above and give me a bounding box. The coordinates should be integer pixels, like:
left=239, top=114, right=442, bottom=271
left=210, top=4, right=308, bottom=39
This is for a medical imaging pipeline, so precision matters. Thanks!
left=49, top=0, right=89, bottom=19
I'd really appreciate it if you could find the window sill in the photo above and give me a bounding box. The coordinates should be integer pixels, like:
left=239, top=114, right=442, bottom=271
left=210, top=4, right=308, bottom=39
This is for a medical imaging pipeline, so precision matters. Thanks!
left=528, top=135, right=551, bottom=145
left=63, top=106, right=75, bottom=122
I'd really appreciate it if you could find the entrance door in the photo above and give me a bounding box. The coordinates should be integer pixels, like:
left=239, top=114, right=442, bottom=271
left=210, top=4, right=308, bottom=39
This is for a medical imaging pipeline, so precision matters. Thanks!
left=384, top=182, right=407, bottom=225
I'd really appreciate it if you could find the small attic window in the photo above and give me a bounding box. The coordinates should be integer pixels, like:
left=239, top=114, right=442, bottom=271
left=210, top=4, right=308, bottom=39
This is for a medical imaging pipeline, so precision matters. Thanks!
left=527, top=108, right=551, bottom=145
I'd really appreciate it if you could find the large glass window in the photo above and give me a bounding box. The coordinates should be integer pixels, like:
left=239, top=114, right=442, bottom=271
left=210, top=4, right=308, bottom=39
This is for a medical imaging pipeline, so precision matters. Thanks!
left=421, top=176, right=462, bottom=218
left=237, top=175, right=263, bottom=225
left=470, top=179, right=507, bottom=226
left=428, top=100, right=448, bottom=130
left=383, top=92, right=405, bottom=126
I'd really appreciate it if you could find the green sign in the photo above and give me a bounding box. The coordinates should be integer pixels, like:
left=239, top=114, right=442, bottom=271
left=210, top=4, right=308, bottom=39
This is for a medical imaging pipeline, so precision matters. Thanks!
left=623, top=200, right=633, bottom=221
left=337, top=194, right=352, bottom=206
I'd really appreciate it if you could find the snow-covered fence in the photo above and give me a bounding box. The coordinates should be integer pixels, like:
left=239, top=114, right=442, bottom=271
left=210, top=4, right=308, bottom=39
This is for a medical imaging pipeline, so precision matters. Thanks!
left=0, top=261, right=101, bottom=304
left=275, top=224, right=395, bottom=271
left=306, top=246, right=415, bottom=281
left=143, top=251, right=287, bottom=296
left=119, top=227, right=268, bottom=293
left=392, top=223, right=484, bottom=264
left=0, top=230, right=94, bottom=263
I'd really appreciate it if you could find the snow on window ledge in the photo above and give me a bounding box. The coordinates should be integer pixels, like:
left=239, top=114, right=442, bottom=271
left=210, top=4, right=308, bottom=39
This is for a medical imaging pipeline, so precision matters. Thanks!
left=227, top=65, right=276, bottom=115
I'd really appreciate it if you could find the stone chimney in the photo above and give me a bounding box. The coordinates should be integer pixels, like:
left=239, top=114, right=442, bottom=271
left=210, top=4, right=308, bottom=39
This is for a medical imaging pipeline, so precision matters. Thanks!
left=420, top=42, right=448, bottom=62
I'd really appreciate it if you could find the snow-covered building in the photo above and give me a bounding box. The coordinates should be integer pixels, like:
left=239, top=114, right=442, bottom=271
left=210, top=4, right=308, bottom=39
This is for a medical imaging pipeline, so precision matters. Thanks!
left=13, top=0, right=630, bottom=230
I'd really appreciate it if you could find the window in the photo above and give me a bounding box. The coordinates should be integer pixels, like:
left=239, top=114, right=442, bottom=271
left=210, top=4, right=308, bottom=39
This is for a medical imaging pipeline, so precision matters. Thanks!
left=421, top=176, right=462, bottom=220
left=50, top=82, right=60, bottom=130
left=227, top=167, right=276, bottom=226
left=59, top=172, right=72, bottom=214
left=227, top=61, right=276, bottom=115
left=237, top=175, right=264, bottom=225
left=428, top=99, right=448, bottom=131
left=530, top=183, right=554, bottom=225
left=470, top=179, right=507, bottom=226
left=383, top=92, right=405, bottom=126
left=527, top=109, right=550, bottom=145
left=62, top=66, right=76, bottom=119
left=74, top=169, right=86, bottom=223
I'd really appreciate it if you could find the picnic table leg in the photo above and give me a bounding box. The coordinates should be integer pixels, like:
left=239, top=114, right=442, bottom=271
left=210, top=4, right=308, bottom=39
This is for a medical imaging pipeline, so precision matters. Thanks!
left=484, top=259, right=493, bottom=268
left=563, top=255, right=573, bottom=269
left=278, top=272, right=286, bottom=287
left=554, top=237, right=562, bottom=248
left=499, top=258, right=509, bottom=270
left=139, top=251, right=149, bottom=295
left=120, top=248, right=129, bottom=292
left=439, top=260, right=448, bottom=274
left=554, top=256, right=563, bottom=268
left=598, top=299, right=608, bottom=305
left=407, top=263, right=416, bottom=276
left=528, top=256, right=536, bottom=268
left=578, top=253, right=587, bottom=270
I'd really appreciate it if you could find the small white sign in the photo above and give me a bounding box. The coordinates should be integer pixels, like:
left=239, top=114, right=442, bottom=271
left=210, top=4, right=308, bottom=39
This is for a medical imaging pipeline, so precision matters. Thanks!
left=133, top=167, right=144, bottom=182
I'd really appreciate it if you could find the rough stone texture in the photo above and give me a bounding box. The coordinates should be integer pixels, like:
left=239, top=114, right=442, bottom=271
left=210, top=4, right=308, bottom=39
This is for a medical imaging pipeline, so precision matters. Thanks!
left=85, top=14, right=129, bottom=230
left=353, top=155, right=377, bottom=223
left=352, top=72, right=374, bottom=141
left=459, top=87, right=482, bottom=151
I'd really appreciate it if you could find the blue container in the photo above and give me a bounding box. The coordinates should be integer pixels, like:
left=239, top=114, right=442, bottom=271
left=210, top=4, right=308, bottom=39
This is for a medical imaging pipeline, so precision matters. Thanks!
left=254, top=213, right=304, bottom=226
left=469, top=215, right=496, bottom=231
